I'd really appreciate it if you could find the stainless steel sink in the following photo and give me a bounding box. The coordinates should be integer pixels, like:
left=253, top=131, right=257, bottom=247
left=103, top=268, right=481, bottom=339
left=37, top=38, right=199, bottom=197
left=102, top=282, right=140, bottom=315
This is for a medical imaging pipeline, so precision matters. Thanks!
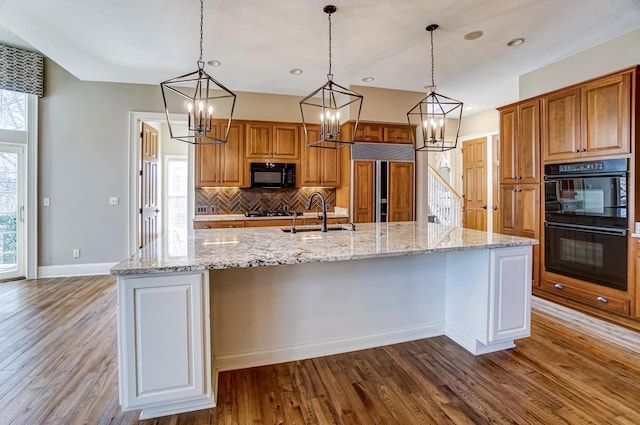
left=280, top=223, right=356, bottom=233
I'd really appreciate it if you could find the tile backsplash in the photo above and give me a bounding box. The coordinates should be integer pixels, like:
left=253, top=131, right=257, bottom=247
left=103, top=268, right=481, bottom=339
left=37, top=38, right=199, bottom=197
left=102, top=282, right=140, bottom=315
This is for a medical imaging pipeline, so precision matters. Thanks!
left=195, top=187, right=337, bottom=215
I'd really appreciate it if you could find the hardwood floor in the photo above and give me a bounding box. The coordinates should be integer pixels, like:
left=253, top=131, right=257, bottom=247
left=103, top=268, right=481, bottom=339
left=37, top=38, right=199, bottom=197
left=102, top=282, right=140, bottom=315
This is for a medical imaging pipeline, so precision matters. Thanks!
left=2, top=276, right=640, bottom=424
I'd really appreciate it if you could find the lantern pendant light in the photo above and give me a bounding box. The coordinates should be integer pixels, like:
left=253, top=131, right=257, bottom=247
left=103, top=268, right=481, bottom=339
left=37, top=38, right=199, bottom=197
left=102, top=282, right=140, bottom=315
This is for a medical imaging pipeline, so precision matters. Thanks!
left=407, top=24, right=463, bottom=152
left=160, top=0, right=236, bottom=145
left=299, top=5, right=363, bottom=149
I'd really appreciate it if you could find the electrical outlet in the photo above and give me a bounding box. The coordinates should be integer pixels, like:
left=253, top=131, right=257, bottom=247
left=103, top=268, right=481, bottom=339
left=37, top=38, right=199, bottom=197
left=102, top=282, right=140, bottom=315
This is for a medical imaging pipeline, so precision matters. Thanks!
left=73, top=249, right=80, bottom=258
left=109, top=196, right=119, bottom=205
left=43, top=197, right=50, bottom=207
left=210, top=206, right=216, bottom=213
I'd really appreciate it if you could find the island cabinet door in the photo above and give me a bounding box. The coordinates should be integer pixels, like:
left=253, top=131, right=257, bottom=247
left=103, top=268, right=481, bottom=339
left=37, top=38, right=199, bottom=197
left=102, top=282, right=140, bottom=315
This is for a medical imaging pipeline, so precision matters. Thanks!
left=117, top=272, right=212, bottom=417
left=487, top=246, right=532, bottom=343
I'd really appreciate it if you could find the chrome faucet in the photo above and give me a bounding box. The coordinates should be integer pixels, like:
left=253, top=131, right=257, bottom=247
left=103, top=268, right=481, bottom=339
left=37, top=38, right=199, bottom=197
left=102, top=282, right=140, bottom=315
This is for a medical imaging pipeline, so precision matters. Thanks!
left=306, top=192, right=328, bottom=232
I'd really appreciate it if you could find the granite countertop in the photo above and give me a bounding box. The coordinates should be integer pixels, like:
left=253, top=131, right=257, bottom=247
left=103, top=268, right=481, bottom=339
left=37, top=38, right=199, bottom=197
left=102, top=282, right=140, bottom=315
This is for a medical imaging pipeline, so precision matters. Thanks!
left=111, top=222, right=538, bottom=276
left=193, top=211, right=349, bottom=221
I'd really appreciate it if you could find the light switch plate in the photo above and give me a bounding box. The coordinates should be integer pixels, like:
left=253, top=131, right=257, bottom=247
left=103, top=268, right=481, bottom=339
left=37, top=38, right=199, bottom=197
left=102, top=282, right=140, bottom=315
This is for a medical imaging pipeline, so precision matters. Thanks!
left=109, top=197, right=119, bottom=205
left=43, top=197, right=50, bottom=207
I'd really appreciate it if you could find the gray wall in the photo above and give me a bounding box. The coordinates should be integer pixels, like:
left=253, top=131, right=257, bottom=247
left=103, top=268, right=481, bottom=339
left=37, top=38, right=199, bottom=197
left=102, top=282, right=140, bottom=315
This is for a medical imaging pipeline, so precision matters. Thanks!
left=39, top=59, right=163, bottom=266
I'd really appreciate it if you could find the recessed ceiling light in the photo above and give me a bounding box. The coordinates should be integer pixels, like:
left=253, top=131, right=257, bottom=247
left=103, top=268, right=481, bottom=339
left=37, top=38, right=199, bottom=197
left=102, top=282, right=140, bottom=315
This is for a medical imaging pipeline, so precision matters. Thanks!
left=464, top=106, right=474, bottom=111
left=289, top=68, right=303, bottom=75
left=507, top=38, right=525, bottom=47
left=361, top=76, right=374, bottom=83
left=207, top=59, right=221, bottom=67
left=464, top=30, right=483, bottom=41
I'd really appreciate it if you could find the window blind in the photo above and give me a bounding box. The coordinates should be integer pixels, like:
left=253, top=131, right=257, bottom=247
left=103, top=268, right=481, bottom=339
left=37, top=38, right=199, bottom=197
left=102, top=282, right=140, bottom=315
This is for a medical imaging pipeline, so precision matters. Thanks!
left=0, top=44, right=43, bottom=97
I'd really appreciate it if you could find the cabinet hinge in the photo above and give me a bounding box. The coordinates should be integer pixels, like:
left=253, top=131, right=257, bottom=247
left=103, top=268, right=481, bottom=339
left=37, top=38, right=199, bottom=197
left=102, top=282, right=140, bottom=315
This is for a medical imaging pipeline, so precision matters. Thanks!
left=140, top=131, right=144, bottom=139
left=139, top=169, right=143, bottom=176
left=139, top=208, right=143, bottom=214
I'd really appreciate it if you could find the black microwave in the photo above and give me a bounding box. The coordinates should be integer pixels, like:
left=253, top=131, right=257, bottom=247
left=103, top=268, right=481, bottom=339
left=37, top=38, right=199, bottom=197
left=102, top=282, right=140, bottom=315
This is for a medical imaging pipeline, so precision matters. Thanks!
left=250, top=162, right=296, bottom=188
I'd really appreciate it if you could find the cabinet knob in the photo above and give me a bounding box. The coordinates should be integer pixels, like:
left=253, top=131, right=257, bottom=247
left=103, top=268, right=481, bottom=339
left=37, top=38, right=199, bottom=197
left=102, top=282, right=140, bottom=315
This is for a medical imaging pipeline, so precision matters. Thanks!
left=482, top=205, right=487, bottom=209
left=203, top=225, right=211, bottom=229
left=228, top=224, right=236, bottom=228
left=512, top=188, right=517, bottom=193
left=575, top=149, right=581, bottom=153
left=596, top=296, right=609, bottom=303
left=554, top=283, right=564, bottom=290
left=492, top=205, right=498, bottom=211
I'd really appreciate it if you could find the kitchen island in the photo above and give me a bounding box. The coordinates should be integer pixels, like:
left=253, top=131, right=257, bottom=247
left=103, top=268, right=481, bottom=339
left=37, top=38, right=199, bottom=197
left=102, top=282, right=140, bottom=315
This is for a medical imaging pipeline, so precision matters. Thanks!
left=111, top=222, right=537, bottom=419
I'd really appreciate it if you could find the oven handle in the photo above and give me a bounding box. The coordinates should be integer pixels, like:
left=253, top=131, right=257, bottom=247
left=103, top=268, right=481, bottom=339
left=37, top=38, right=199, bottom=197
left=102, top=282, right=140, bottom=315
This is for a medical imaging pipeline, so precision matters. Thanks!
left=544, top=172, right=627, bottom=180
left=544, top=221, right=627, bottom=236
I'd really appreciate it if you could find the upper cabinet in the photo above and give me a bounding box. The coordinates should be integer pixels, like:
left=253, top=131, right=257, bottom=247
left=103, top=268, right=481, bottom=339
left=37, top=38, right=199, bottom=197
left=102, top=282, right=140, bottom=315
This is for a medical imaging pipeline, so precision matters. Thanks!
left=581, top=73, right=631, bottom=157
left=246, top=122, right=300, bottom=160
left=499, top=99, right=540, bottom=185
left=341, top=122, right=414, bottom=144
left=300, top=125, right=341, bottom=187
left=542, top=71, right=631, bottom=162
left=195, top=121, right=245, bottom=187
left=541, top=87, right=581, bottom=161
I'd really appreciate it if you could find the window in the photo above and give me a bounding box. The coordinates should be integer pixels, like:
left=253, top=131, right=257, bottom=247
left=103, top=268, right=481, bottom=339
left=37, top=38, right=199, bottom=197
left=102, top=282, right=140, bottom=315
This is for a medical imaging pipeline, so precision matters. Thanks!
left=0, top=89, right=27, bottom=131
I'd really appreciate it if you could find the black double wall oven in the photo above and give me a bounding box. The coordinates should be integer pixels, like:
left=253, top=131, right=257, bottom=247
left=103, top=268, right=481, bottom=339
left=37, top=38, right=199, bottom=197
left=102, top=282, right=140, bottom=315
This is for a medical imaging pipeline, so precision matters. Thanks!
left=544, top=158, right=628, bottom=291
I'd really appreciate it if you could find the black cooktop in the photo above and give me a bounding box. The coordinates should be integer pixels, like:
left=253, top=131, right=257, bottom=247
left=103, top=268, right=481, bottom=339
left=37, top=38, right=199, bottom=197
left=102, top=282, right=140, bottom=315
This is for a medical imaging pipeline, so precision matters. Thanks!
left=245, top=210, right=304, bottom=218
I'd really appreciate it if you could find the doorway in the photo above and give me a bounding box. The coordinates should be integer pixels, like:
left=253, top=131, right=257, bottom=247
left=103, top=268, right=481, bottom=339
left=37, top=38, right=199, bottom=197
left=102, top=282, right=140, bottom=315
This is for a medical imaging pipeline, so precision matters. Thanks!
left=128, top=112, right=192, bottom=256
left=461, top=132, right=500, bottom=232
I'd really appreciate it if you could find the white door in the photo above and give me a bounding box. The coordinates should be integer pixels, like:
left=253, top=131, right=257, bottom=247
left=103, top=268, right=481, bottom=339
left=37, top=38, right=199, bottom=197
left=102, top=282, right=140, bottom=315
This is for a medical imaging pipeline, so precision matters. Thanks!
left=0, top=145, right=24, bottom=280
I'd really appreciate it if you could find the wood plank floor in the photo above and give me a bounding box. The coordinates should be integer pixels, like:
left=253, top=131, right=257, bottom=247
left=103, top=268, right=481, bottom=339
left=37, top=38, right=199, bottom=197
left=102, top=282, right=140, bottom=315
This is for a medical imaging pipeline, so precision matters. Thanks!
left=2, top=276, right=640, bottom=424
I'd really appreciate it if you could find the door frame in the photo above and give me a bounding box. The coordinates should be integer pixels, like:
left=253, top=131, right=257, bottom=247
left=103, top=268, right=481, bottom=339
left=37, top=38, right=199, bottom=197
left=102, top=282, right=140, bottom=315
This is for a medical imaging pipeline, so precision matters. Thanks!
left=0, top=94, right=37, bottom=279
left=459, top=130, right=499, bottom=232
left=127, top=112, right=194, bottom=256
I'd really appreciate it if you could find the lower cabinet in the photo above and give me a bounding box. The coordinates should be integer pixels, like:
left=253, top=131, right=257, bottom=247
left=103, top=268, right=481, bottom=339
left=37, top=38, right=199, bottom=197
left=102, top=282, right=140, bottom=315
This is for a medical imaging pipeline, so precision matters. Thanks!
left=540, top=272, right=630, bottom=316
left=445, top=246, right=531, bottom=354
left=117, top=272, right=213, bottom=419
left=487, top=247, right=532, bottom=343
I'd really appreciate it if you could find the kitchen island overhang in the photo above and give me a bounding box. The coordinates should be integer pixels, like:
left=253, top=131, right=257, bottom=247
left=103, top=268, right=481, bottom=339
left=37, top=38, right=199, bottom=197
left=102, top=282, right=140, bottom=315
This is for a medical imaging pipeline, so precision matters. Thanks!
left=112, top=222, right=538, bottom=419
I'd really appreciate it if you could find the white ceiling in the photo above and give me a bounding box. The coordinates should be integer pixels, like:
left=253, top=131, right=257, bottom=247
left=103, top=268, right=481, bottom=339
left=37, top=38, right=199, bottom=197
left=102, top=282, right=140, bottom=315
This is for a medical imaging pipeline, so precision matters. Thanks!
left=1, top=0, right=640, bottom=114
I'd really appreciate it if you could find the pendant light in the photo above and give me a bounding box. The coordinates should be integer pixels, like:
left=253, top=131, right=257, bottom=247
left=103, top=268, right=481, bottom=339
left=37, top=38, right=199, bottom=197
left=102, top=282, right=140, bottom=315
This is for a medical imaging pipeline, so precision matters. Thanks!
left=407, top=24, right=463, bottom=152
left=160, top=0, right=236, bottom=145
left=300, top=5, right=363, bottom=149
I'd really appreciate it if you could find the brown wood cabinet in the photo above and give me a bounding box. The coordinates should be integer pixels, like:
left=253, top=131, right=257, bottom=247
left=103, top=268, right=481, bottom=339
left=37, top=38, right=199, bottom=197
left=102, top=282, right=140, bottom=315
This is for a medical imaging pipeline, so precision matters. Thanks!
left=542, top=72, right=631, bottom=162
left=383, top=126, right=413, bottom=144
left=353, top=161, right=375, bottom=223
left=541, top=272, right=630, bottom=316
left=341, top=122, right=415, bottom=144
left=388, top=162, right=414, bottom=221
left=499, top=185, right=539, bottom=239
left=581, top=73, right=631, bottom=157
left=541, top=87, right=581, bottom=161
left=499, top=184, right=540, bottom=284
left=245, top=122, right=300, bottom=160
left=195, top=121, right=245, bottom=187
left=499, top=99, right=540, bottom=185
left=300, top=125, right=341, bottom=187
left=193, top=220, right=245, bottom=229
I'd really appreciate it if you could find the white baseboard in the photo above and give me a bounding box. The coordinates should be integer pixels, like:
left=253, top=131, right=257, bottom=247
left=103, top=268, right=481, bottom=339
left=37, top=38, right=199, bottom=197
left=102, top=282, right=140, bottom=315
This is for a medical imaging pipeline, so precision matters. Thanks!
left=214, top=322, right=445, bottom=373
left=38, top=262, right=118, bottom=278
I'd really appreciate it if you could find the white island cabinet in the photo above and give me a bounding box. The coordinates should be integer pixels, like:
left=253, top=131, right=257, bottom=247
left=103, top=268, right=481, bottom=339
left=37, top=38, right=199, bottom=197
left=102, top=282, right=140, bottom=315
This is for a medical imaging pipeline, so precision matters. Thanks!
left=112, top=222, right=537, bottom=419
left=117, top=272, right=213, bottom=419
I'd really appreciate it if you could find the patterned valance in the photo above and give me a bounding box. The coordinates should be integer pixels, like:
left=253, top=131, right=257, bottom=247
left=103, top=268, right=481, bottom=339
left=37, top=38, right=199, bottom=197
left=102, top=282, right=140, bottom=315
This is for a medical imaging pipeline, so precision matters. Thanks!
left=0, top=44, right=44, bottom=97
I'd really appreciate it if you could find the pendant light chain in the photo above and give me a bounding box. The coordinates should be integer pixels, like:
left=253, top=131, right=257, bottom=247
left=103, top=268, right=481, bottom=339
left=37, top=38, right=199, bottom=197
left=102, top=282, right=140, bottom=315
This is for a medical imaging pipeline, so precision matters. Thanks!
left=327, top=11, right=333, bottom=79
left=429, top=28, right=435, bottom=91
left=198, top=0, right=204, bottom=68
